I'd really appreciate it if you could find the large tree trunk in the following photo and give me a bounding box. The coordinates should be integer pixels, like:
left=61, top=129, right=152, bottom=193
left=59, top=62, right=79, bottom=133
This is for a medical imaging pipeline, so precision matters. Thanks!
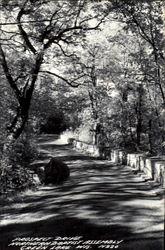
left=136, top=84, right=143, bottom=150
left=0, top=89, right=35, bottom=190
left=0, top=102, right=33, bottom=193
left=136, top=118, right=142, bottom=148
left=0, top=110, right=28, bottom=182
left=148, top=119, right=153, bottom=154
left=0, top=52, right=43, bottom=192
left=8, top=99, right=30, bottom=139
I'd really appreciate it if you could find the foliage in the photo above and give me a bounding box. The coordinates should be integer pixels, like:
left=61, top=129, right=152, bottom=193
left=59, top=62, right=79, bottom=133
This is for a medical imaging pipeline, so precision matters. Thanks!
left=8, top=134, right=38, bottom=166
left=0, top=165, right=34, bottom=194
left=0, top=0, right=108, bottom=140
left=0, top=133, right=38, bottom=194
left=66, top=0, right=165, bottom=155
left=0, top=0, right=164, bottom=194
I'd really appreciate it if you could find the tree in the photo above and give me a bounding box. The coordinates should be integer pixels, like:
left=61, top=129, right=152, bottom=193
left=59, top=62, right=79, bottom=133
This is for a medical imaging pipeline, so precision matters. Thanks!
left=101, top=0, right=165, bottom=153
left=0, top=0, right=109, bottom=178
left=115, top=0, right=165, bottom=106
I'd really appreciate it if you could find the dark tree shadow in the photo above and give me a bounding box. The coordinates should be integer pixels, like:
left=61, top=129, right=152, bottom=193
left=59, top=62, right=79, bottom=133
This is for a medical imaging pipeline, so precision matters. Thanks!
left=0, top=135, right=164, bottom=250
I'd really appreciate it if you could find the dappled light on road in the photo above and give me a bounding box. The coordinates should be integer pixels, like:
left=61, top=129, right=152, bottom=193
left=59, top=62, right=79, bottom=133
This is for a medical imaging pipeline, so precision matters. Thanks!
left=0, top=135, right=164, bottom=249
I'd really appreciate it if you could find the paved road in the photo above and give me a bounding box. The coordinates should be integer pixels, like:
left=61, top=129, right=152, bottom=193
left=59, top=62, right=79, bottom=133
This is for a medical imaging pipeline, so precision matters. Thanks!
left=0, top=135, right=164, bottom=250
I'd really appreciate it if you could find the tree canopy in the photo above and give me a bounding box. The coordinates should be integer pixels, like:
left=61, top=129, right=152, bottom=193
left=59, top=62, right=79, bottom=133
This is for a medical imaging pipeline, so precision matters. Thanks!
left=0, top=0, right=164, bottom=192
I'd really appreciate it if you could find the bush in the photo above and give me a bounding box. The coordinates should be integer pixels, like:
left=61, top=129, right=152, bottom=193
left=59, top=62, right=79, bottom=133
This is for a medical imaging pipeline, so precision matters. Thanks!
left=9, top=135, right=38, bottom=167
left=0, top=134, right=39, bottom=194
left=0, top=165, right=35, bottom=194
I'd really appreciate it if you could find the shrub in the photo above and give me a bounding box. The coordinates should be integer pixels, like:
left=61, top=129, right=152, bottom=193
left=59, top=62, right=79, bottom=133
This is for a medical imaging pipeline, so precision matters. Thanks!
left=9, top=135, right=38, bottom=167
left=0, top=134, right=39, bottom=194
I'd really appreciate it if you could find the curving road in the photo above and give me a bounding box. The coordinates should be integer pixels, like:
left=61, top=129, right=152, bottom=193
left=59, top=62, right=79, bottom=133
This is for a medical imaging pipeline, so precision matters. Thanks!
left=0, top=135, right=164, bottom=250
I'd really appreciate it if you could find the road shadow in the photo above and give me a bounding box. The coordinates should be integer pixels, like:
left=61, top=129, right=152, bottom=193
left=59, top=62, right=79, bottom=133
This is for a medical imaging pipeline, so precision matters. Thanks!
left=0, top=135, right=164, bottom=250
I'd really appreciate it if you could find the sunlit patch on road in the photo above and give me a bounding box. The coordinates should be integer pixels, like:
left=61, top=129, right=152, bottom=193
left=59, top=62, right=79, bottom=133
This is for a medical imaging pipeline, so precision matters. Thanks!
left=0, top=135, right=164, bottom=247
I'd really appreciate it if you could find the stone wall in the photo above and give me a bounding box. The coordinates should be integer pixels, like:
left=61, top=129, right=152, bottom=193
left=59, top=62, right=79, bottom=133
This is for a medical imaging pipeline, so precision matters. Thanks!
left=111, top=149, right=165, bottom=187
left=70, top=138, right=165, bottom=187
left=72, top=139, right=100, bottom=157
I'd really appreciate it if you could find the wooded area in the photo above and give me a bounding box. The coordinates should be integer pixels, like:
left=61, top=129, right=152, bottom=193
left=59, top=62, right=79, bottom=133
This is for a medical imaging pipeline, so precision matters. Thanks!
left=0, top=0, right=164, bottom=193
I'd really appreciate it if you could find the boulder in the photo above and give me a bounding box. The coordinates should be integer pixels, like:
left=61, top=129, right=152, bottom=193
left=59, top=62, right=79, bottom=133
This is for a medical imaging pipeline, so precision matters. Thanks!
left=44, top=158, right=70, bottom=184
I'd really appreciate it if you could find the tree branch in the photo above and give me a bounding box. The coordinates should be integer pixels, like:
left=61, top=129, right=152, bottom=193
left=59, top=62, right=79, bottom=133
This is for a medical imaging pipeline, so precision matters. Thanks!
left=0, top=44, right=21, bottom=100
left=39, top=70, right=82, bottom=87
left=55, top=42, right=76, bottom=57
left=17, top=1, right=37, bottom=54
left=44, top=13, right=107, bottom=49
left=27, top=52, right=44, bottom=98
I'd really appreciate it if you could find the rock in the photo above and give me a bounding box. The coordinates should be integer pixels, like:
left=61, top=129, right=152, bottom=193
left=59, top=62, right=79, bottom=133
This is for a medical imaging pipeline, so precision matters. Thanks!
left=44, top=158, right=70, bottom=184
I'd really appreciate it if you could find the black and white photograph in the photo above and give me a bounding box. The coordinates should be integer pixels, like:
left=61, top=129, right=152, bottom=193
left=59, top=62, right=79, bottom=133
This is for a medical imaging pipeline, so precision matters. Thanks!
left=0, top=0, right=164, bottom=249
